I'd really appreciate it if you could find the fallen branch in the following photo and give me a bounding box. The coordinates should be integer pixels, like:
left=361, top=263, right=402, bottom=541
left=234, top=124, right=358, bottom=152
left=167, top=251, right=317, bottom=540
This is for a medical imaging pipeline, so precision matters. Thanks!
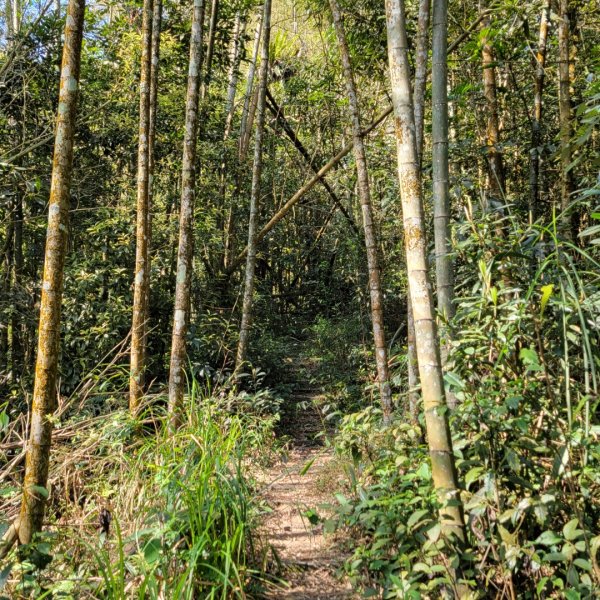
left=224, top=105, right=392, bottom=275
left=265, top=88, right=361, bottom=238
left=222, top=16, right=486, bottom=277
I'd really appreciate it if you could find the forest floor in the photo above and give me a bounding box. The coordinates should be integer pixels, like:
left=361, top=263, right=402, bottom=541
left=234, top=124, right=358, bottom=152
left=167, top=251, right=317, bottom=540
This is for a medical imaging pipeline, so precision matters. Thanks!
left=258, top=366, right=356, bottom=599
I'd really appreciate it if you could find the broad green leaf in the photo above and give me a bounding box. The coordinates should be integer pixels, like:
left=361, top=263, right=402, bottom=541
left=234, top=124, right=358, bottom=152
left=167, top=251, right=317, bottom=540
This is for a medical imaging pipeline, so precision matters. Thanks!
left=497, top=524, right=516, bottom=546
left=427, top=523, right=441, bottom=543
left=407, top=509, right=430, bottom=531
left=143, top=538, right=161, bottom=564
left=563, top=518, right=583, bottom=541
left=573, top=558, right=592, bottom=572
left=535, top=530, right=562, bottom=546
left=465, top=466, right=484, bottom=488
left=544, top=551, right=568, bottom=562
left=413, top=562, right=432, bottom=574
left=536, top=576, right=549, bottom=595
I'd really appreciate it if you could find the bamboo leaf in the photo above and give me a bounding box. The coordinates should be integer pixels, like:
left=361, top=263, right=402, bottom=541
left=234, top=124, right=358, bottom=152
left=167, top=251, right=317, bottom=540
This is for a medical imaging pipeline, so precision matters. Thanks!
left=540, top=284, right=554, bottom=317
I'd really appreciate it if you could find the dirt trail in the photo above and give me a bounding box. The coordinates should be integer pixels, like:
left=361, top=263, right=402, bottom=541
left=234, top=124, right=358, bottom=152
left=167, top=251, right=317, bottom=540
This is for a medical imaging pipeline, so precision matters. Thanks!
left=260, top=383, right=355, bottom=600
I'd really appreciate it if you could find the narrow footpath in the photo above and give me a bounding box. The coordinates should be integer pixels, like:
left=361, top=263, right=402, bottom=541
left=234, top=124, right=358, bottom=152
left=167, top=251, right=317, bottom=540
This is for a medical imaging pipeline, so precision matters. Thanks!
left=260, top=378, right=355, bottom=599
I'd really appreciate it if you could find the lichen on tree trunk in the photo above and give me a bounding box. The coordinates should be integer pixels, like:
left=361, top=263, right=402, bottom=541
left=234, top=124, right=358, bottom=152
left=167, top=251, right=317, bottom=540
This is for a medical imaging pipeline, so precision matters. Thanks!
left=384, top=0, right=467, bottom=551
left=18, top=0, right=85, bottom=544
left=130, top=0, right=155, bottom=413
left=168, top=0, right=205, bottom=426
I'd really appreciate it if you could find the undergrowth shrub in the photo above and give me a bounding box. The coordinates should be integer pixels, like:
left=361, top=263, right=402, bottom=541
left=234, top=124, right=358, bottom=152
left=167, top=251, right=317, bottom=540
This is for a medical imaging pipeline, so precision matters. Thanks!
left=1, top=383, right=278, bottom=599
left=329, top=214, right=600, bottom=598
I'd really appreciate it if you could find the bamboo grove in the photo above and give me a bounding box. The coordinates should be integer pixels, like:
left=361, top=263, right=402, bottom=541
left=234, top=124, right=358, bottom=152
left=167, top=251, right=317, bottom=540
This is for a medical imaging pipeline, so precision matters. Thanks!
left=1, top=0, right=600, bottom=596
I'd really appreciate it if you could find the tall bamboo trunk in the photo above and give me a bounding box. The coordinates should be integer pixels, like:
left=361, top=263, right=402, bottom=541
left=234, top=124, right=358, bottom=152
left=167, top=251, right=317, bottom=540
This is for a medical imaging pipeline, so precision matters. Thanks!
left=432, top=0, right=454, bottom=332
left=200, top=0, right=219, bottom=101
left=11, top=0, right=18, bottom=35
left=168, top=0, right=205, bottom=425
left=239, top=11, right=263, bottom=160
left=223, top=10, right=247, bottom=139
left=5, top=0, right=13, bottom=40
left=17, top=0, right=85, bottom=544
left=1, top=216, right=14, bottom=371
left=413, top=0, right=430, bottom=163
left=235, top=0, right=271, bottom=372
left=242, top=78, right=260, bottom=162
left=385, top=0, right=467, bottom=549
left=144, top=0, right=161, bottom=361
left=407, top=0, right=430, bottom=421
left=529, top=0, right=550, bottom=222
left=329, top=0, right=392, bottom=423
left=221, top=9, right=248, bottom=270
left=224, top=9, right=263, bottom=270
left=11, top=194, right=23, bottom=374
left=480, top=4, right=505, bottom=211
left=130, top=0, right=154, bottom=413
left=558, top=0, right=574, bottom=234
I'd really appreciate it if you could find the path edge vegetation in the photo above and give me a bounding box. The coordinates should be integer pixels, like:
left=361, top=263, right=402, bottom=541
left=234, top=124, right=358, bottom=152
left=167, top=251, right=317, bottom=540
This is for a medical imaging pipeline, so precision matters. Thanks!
left=0, top=0, right=599, bottom=596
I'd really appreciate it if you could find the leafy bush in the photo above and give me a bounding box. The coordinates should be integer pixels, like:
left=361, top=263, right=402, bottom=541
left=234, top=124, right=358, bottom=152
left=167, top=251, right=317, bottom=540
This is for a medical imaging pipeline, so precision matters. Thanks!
left=1, top=385, right=277, bottom=598
left=328, top=213, right=600, bottom=598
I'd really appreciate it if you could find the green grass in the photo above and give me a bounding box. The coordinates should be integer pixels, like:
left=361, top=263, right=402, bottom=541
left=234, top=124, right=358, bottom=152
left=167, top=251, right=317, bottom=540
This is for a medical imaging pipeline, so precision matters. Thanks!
left=2, top=382, right=278, bottom=599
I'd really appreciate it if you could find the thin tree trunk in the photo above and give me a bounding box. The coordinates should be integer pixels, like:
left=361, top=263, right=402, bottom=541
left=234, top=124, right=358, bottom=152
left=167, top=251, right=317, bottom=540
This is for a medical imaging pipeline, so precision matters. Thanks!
left=223, top=10, right=247, bottom=139
left=432, top=0, right=454, bottom=321
left=235, top=0, right=271, bottom=372
left=529, top=0, right=550, bottom=222
left=432, top=0, right=455, bottom=409
left=17, top=0, right=85, bottom=544
left=221, top=9, right=248, bottom=270
left=1, top=215, right=14, bottom=372
left=239, top=10, right=263, bottom=160
left=408, top=0, right=430, bottom=421
left=480, top=4, right=505, bottom=210
left=413, top=0, right=430, bottom=165
left=242, top=81, right=260, bottom=162
left=144, top=0, right=162, bottom=368
left=11, top=194, right=23, bottom=373
left=11, top=0, right=18, bottom=35
left=223, top=8, right=263, bottom=270
left=5, top=0, right=13, bottom=40
left=168, top=0, right=205, bottom=425
left=200, top=0, right=219, bottom=101
left=130, top=0, right=154, bottom=413
left=558, top=0, right=574, bottom=233
left=385, top=0, right=467, bottom=550
left=329, top=0, right=392, bottom=423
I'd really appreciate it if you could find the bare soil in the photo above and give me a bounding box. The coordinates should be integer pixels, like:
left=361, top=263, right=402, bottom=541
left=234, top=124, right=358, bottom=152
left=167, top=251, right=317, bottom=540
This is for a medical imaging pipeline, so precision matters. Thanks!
left=258, top=386, right=356, bottom=600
